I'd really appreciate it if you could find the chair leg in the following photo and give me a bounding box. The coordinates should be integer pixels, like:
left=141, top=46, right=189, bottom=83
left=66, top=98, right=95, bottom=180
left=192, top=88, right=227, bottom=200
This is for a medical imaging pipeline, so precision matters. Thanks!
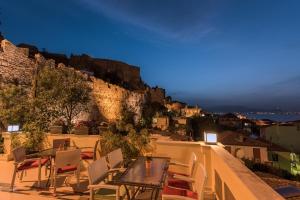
left=76, top=166, right=80, bottom=188
left=90, top=188, right=94, bottom=200
left=38, top=159, right=42, bottom=188
left=19, top=170, right=24, bottom=182
left=53, top=170, right=56, bottom=196
left=10, top=164, right=18, bottom=191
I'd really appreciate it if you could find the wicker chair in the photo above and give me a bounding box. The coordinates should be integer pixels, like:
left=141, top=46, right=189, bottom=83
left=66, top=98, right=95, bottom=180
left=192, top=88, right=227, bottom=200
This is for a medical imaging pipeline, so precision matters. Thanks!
left=107, top=148, right=125, bottom=170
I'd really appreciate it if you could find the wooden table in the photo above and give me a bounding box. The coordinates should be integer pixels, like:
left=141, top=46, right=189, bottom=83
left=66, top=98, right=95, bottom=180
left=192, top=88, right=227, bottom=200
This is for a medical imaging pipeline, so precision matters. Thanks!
left=112, top=156, right=170, bottom=200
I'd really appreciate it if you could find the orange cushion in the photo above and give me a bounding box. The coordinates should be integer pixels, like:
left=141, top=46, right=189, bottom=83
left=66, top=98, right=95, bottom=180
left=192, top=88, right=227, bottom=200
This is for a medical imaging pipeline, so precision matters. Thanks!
left=163, top=186, right=198, bottom=199
left=57, top=165, right=77, bottom=173
left=168, top=179, right=190, bottom=190
left=81, top=151, right=93, bottom=160
left=18, top=158, right=49, bottom=171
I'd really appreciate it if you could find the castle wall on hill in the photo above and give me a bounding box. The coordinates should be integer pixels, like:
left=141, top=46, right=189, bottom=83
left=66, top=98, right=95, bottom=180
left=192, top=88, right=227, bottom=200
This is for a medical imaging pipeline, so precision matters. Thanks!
left=0, top=39, right=146, bottom=123
left=69, top=55, right=142, bottom=90
left=92, top=78, right=145, bottom=122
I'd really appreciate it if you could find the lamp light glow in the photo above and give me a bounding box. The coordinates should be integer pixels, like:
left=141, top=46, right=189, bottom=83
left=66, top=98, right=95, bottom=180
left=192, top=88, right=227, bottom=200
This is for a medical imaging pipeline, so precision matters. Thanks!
left=204, top=132, right=217, bottom=144
left=7, top=125, right=20, bottom=132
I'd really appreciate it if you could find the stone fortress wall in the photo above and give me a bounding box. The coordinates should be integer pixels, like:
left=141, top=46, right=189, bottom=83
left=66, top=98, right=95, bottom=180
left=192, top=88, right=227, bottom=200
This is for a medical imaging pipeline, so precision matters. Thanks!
left=0, top=39, right=163, bottom=123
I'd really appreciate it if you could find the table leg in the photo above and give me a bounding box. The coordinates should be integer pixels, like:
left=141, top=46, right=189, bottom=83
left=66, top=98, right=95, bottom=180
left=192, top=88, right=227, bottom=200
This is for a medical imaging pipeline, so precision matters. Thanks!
left=124, top=185, right=131, bottom=200
left=46, top=157, right=52, bottom=187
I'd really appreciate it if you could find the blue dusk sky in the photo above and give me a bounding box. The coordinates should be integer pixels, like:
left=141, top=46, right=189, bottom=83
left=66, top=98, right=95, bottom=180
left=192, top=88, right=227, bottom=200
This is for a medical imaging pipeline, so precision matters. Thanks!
left=1, top=0, right=300, bottom=111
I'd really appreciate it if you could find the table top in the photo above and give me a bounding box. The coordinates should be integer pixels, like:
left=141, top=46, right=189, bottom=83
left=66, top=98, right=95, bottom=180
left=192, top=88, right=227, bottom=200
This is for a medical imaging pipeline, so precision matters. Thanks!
left=114, top=156, right=170, bottom=189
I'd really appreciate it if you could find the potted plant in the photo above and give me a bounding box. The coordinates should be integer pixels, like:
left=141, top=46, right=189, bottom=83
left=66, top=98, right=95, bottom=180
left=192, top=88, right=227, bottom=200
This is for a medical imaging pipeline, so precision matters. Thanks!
left=73, top=121, right=89, bottom=135
left=49, top=119, right=66, bottom=134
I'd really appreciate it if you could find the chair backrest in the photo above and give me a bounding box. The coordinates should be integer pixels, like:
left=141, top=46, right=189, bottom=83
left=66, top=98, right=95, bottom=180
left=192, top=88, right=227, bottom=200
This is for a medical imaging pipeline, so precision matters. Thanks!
left=12, top=147, right=26, bottom=163
left=188, top=152, right=197, bottom=176
left=53, top=138, right=70, bottom=149
left=55, top=149, right=81, bottom=169
left=93, top=140, right=101, bottom=161
left=88, top=157, right=109, bottom=185
left=107, top=148, right=123, bottom=169
left=193, top=162, right=207, bottom=200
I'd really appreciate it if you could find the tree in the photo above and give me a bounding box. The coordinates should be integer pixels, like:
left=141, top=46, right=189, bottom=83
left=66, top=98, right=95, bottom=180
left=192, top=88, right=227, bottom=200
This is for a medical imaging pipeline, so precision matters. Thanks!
left=35, top=66, right=91, bottom=133
left=0, top=84, right=30, bottom=127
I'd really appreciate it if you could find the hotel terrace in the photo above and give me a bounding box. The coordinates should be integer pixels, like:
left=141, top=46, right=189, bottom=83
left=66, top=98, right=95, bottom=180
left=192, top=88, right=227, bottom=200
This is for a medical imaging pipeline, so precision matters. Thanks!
left=0, top=132, right=285, bottom=200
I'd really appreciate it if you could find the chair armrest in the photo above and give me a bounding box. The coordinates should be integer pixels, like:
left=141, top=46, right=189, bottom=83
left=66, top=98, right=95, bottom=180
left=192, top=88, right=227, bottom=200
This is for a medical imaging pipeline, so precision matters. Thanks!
left=173, top=175, right=195, bottom=183
left=170, top=160, right=189, bottom=168
left=88, top=183, right=119, bottom=190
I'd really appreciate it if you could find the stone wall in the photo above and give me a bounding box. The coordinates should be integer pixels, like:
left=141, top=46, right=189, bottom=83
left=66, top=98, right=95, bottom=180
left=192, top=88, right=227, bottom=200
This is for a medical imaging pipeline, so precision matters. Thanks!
left=91, top=78, right=145, bottom=122
left=0, top=40, right=35, bottom=86
left=0, top=39, right=146, bottom=123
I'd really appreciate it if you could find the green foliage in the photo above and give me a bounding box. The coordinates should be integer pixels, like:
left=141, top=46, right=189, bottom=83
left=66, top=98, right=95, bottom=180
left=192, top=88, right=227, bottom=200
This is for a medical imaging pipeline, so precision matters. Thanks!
left=141, top=102, right=167, bottom=128
left=100, top=130, right=139, bottom=163
left=100, top=124, right=151, bottom=163
left=22, top=121, right=45, bottom=153
left=35, top=67, right=92, bottom=132
left=0, top=84, right=30, bottom=127
left=243, top=158, right=300, bottom=182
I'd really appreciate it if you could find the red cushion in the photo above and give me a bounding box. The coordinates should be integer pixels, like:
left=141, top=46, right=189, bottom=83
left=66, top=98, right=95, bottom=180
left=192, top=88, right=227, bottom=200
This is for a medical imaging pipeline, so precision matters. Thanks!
left=163, top=186, right=186, bottom=196
left=168, top=179, right=190, bottom=190
left=163, top=186, right=197, bottom=199
left=57, top=165, right=77, bottom=173
left=81, top=151, right=93, bottom=160
left=18, top=158, right=49, bottom=171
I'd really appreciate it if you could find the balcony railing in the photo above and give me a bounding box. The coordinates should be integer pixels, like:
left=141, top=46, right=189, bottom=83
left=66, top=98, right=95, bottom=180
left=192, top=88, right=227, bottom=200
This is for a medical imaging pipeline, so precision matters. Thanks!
left=152, top=140, right=284, bottom=200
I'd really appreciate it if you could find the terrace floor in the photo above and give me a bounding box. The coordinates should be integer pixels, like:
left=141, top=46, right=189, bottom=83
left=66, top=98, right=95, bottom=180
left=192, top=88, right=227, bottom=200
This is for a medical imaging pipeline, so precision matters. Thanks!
left=0, top=161, right=216, bottom=200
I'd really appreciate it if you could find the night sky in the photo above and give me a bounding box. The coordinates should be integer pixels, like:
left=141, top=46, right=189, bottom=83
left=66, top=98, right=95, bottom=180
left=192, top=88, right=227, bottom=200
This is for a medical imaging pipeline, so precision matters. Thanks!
left=1, top=0, right=300, bottom=111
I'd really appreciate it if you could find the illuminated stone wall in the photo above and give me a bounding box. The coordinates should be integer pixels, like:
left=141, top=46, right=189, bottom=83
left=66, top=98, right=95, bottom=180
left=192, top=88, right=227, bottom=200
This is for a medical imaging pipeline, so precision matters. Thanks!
left=0, top=39, right=146, bottom=123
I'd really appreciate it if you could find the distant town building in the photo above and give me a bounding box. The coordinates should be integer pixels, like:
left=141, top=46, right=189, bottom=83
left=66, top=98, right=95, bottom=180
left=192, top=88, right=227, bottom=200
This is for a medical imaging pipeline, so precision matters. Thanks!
left=260, top=121, right=300, bottom=154
left=152, top=116, right=169, bottom=131
left=181, top=105, right=201, bottom=117
left=218, top=113, right=243, bottom=128
left=165, top=101, right=186, bottom=113
left=219, top=131, right=269, bottom=163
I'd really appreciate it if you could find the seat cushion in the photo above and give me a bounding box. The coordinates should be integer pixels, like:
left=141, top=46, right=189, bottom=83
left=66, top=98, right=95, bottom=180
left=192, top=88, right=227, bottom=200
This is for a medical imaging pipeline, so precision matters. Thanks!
left=163, top=186, right=198, bottom=200
left=18, top=158, right=49, bottom=171
left=168, top=179, right=190, bottom=190
left=57, top=165, right=77, bottom=173
left=81, top=151, right=94, bottom=160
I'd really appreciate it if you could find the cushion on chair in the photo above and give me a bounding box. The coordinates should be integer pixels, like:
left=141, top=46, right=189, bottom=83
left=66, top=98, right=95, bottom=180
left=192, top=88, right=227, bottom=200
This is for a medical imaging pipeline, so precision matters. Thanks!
left=57, top=165, right=77, bottom=173
left=18, top=158, right=49, bottom=171
left=163, top=186, right=198, bottom=199
left=81, top=151, right=94, bottom=160
left=167, top=178, right=190, bottom=190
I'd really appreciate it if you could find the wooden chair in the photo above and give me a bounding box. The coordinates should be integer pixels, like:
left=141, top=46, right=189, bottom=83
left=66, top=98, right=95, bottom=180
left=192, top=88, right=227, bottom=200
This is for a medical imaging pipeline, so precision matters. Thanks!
left=162, top=162, right=207, bottom=200
left=10, top=147, right=49, bottom=191
left=88, top=157, right=125, bottom=200
left=51, top=149, right=81, bottom=196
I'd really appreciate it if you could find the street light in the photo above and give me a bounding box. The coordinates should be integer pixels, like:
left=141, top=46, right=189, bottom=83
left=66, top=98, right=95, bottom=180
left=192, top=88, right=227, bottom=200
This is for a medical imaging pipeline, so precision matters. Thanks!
left=204, top=131, right=218, bottom=144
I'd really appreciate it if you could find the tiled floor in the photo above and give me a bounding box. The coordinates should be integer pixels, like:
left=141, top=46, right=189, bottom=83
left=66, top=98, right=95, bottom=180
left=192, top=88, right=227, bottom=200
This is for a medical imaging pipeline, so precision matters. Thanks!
left=0, top=161, right=215, bottom=200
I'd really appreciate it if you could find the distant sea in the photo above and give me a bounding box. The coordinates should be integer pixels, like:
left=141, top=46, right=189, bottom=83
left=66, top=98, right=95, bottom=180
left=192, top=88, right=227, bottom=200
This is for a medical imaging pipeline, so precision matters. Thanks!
left=245, top=113, right=300, bottom=122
